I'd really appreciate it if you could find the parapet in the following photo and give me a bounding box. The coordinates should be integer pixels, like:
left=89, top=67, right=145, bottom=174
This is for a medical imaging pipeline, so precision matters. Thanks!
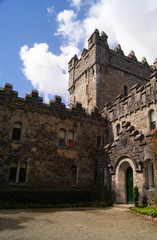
left=0, top=83, right=107, bottom=123
left=68, top=29, right=154, bottom=86
left=102, top=71, right=157, bottom=122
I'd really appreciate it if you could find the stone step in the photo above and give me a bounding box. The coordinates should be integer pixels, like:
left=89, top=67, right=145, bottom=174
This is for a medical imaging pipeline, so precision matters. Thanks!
left=113, top=204, right=134, bottom=209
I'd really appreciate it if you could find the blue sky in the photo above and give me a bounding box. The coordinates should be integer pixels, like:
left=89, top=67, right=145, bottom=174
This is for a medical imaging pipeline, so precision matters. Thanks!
left=0, top=0, right=157, bottom=104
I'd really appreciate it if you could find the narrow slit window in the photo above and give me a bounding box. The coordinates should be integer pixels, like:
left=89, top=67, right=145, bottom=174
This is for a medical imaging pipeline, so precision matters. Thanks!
left=12, top=123, right=22, bottom=141
left=150, top=110, right=156, bottom=130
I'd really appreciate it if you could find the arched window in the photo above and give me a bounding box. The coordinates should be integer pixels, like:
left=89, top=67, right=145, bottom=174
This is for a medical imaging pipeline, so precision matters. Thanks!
left=12, top=122, right=22, bottom=141
left=9, top=161, right=18, bottom=183
left=67, top=131, right=74, bottom=147
left=116, top=123, right=120, bottom=137
left=124, top=85, right=128, bottom=97
left=97, top=136, right=101, bottom=148
left=71, top=166, right=77, bottom=186
left=148, top=160, right=154, bottom=189
left=19, top=162, right=27, bottom=183
left=149, top=110, right=156, bottom=130
left=59, top=129, right=66, bottom=146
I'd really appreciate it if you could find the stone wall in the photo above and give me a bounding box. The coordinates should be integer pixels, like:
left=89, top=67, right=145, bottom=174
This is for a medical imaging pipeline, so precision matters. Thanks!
left=102, top=72, right=157, bottom=139
left=68, top=29, right=155, bottom=113
left=0, top=84, right=107, bottom=188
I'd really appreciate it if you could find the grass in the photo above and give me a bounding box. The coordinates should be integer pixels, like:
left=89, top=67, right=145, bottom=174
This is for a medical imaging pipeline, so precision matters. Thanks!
left=131, top=206, right=157, bottom=218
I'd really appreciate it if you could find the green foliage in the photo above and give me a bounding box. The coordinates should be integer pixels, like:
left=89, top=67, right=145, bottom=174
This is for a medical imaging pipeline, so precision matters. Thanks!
left=0, top=188, right=112, bottom=209
left=133, top=186, right=139, bottom=207
left=132, top=207, right=157, bottom=218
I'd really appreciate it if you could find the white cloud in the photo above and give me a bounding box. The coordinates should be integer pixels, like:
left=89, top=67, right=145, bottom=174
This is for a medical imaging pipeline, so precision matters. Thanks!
left=55, top=0, right=157, bottom=64
left=20, top=0, right=157, bottom=104
left=19, top=43, right=77, bottom=103
left=56, top=10, right=84, bottom=46
left=47, top=6, right=54, bottom=14
left=68, top=0, right=82, bottom=10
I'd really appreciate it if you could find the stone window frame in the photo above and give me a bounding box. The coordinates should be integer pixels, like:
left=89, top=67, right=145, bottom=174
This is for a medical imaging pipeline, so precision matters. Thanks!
left=145, top=159, right=154, bottom=189
left=58, top=129, right=74, bottom=148
left=124, top=85, right=128, bottom=97
left=12, top=122, right=22, bottom=141
left=116, top=123, right=121, bottom=137
left=58, top=129, right=66, bottom=146
left=148, top=109, right=156, bottom=130
left=70, top=165, right=78, bottom=186
left=9, top=160, right=28, bottom=185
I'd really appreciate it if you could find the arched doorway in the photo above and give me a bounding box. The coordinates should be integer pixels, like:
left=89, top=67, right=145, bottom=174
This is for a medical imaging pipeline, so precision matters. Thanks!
left=126, top=167, right=133, bottom=203
left=115, top=158, right=135, bottom=203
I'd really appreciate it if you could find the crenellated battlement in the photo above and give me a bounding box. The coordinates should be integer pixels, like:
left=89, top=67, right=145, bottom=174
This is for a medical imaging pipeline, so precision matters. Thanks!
left=68, top=29, right=156, bottom=113
left=0, top=83, right=105, bottom=122
left=68, top=29, right=155, bottom=85
left=102, top=71, right=157, bottom=123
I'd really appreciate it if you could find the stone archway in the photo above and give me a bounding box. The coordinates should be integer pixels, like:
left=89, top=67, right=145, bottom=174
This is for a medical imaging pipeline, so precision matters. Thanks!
left=114, top=158, right=135, bottom=204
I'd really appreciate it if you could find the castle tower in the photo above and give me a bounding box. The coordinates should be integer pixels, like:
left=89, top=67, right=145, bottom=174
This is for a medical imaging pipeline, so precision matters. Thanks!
left=68, top=29, right=153, bottom=113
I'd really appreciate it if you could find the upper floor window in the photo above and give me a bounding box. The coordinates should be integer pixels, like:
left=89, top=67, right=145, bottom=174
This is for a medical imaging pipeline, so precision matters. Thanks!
left=59, top=129, right=66, bottom=146
left=150, top=110, right=156, bottom=130
left=12, top=122, right=22, bottom=141
left=124, top=85, right=128, bottom=97
left=116, top=123, right=120, bottom=137
left=67, top=131, right=74, bottom=147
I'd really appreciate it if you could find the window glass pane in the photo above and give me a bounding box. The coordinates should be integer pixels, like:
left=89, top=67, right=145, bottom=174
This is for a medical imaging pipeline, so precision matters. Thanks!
left=9, top=162, right=17, bottom=183
left=150, top=111, right=155, bottom=122
left=116, top=124, right=120, bottom=136
left=14, top=123, right=22, bottom=129
left=10, top=161, right=18, bottom=167
left=20, top=162, right=27, bottom=168
left=59, top=130, right=65, bottom=139
left=97, top=136, right=101, bottom=148
left=68, top=139, right=73, bottom=147
left=12, top=123, right=22, bottom=140
left=19, top=168, right=26, bottom=183
left=67, top=131, right=73, bottom=140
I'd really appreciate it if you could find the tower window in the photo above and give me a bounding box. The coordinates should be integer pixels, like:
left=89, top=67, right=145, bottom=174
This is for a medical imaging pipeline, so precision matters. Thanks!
left=124, top=85, right=128, bottom=97
left=116, top=124, right=120, bottom=137
left=12, top=122, right=22, bottom=141
left=97, top=136, right=101, bottom=148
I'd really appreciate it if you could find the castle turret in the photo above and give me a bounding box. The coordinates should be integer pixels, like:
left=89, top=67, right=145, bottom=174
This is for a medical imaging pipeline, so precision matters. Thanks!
left=68, top=30, right=154, bottom=113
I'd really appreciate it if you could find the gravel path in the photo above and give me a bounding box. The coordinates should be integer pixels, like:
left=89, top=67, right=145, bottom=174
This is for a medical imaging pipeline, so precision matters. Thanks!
left=0, top=207, right=157, bottom=240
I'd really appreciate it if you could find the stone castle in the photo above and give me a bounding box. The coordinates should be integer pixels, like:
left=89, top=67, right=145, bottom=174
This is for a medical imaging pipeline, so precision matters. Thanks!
left=0, top=29, right=157, bottom=204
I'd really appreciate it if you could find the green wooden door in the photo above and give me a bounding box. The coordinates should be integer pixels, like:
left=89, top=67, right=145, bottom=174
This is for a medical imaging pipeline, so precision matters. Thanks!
left=127, top=167, right=133, bottom=203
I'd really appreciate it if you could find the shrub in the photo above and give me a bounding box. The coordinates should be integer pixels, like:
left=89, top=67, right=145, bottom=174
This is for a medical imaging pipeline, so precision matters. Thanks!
left=133, top=186, right=139, bottom=207
left=0, top=188, right=98, bottom=206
